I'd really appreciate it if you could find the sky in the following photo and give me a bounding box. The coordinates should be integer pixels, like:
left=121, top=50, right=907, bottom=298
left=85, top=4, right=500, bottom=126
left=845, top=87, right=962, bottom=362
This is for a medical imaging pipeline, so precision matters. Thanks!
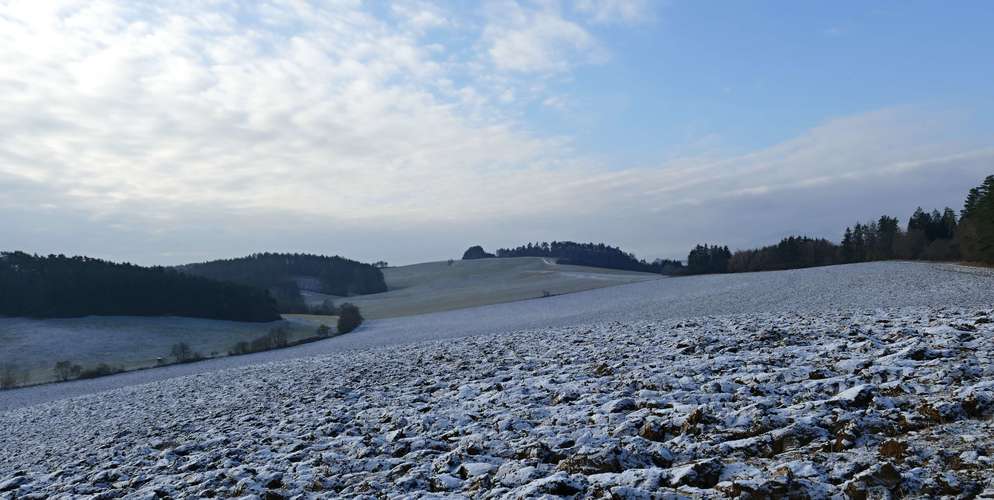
left=1, top=0, right=993, bottom=266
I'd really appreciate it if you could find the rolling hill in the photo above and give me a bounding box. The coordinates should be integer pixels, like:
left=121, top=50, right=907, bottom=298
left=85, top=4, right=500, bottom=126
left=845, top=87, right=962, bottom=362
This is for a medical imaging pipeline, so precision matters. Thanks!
left=177, top=253, right=386, bottom=312
left=296, top=256, right=661, bottom=319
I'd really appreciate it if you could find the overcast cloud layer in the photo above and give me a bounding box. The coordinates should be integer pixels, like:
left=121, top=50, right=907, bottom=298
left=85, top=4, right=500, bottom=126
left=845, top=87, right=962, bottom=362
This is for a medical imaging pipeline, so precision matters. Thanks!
left=1, top=0, right=991, bottom=265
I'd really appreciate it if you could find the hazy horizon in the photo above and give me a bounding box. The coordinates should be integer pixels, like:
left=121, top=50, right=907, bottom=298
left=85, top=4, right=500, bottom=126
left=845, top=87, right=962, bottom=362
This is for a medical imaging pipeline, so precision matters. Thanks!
left=3, top=1, right=993, bottom=266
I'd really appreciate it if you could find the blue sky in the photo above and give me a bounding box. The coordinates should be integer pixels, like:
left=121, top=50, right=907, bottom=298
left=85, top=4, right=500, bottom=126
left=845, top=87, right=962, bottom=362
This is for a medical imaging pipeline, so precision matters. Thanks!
left=530, top=1, right=994, bottom=163
left=1, top=0, right=992, bottom=265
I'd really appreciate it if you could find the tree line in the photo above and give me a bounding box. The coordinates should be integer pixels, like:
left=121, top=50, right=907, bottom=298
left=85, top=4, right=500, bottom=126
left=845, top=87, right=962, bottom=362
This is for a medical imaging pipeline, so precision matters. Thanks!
left=178, top=252, right=387, bottom=312
left=0, top=252, right=281, bottom=322
left=481, top=241, right=684, bottom=274
left=467, top=176, right=993, bottom=277
left=686, top=175, right=994, bottom=274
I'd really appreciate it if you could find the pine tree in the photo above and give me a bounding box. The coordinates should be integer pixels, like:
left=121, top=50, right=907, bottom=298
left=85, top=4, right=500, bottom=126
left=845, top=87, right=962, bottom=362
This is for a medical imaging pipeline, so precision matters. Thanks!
left=940, top=208, right=958, bottom=240
left=876, top=216, right=899, bottom=260
left=963, top=187, right=981, bottom=219
left=958, top=175, right=994, bottom=263
left=842, top=227, right=855, bottom=263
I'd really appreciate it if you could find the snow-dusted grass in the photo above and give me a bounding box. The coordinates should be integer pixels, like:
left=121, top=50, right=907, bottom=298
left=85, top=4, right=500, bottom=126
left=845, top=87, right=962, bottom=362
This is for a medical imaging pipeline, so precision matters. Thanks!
left=302, top=257, right=660, bottom=319
left=1, top=262, right=993, bottom=497
left=2, top=261, right=992, bottom=411
left=0, top=316, right=324, bottom=386
left=1, top=306, right=991, bottom=497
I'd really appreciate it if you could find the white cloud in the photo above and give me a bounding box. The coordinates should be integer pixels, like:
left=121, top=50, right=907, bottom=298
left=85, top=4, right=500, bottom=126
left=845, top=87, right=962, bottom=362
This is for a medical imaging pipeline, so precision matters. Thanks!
left=482, top=0, right=606, bottom=74
left=575, top=0, right=654, bottom=24
left=391, top=0, right=452, bottom=33
left=542, top=95, right=568, bottom=109
left=0, top=1, right=989, bottom=265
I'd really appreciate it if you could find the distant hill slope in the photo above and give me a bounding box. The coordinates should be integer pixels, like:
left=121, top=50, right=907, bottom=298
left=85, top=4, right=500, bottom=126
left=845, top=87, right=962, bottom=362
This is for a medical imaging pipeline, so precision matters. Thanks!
left=0, top=252, right=280, bottom=322
left=178, top=253, right=386, bottom=312
left=296, top=256, right=660, bottom=319
left=491, top=241, right=684, bottom=274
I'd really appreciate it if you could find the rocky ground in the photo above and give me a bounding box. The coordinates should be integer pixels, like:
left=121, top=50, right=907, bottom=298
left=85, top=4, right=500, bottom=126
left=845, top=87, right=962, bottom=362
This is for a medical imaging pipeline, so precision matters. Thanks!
left=6, top=261, right=993, bottom=413
left=1, top=305, right=993, bottom=498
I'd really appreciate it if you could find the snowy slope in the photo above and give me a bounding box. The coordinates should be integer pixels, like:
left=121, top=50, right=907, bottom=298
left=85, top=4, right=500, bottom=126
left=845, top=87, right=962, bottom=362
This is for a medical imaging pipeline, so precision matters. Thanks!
left=0, top=306, right=991, bottom=498
left=300, top=256, right=659, bottom=319
left=2, top=261, right=992, bottom=412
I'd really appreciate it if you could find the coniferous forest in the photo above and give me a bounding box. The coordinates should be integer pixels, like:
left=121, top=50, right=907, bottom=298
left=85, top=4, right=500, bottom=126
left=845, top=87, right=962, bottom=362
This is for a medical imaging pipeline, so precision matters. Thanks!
left=178, top=253, right=387, bottom=312
left=475, top=175, right=994, bottom=277
left=692, top=175, right=994, bottom=274
left=3, top=177, right=989, bottom=322
left=0, top=252, right=281, bottom=322
left=491, top=241, right=684, bottom=274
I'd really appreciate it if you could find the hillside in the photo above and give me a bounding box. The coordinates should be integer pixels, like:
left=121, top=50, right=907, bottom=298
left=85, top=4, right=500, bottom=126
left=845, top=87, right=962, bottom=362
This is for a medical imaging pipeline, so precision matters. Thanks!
left=298, top=257, right=661, bottom=319
left=1, top=262, right=992, bottom=497
left=0, top=252, right=279, bottom=322
left=0, top=315, right=326, bottom=386
left=0, top=256, right=653, bottom=388
left=178, top=253, right=386, bottom=312
left=5, top=261, right=992, bottom=412
left=492, top=241, right=683, bottom=273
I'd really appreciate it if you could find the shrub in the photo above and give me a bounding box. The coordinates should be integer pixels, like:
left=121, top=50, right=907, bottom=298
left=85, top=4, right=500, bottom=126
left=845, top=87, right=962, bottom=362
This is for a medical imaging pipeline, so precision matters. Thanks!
left=170, top=342, right=194, bottom=362
left=78, top=363, right=123, bottom=379
left=230, top=341, right=251, bottom=356
left=249, top=335, right=271, bottom=352
left=337, top=303, right=363, bottom=334
left=54, top=360, right=82, bottom=382
left=268, top=326, right=290, bottom=348
left=1, top=364, right=24, bottom=389
left=311, top=298, right=337, bottom=315
left=229, top=325, right=292, bottom=356
left=316, top=324, right=332, bottom=337
left=462, top=246, right=495, bottom=260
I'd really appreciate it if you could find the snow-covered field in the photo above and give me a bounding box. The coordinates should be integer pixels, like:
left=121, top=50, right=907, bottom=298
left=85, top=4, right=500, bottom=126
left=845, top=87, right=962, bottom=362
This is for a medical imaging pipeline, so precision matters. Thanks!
left=1, top=306, right=992, bottom=498
left=4, top=261, right=992, bottom=412
left=0, top=316, right=326, bottom=386
left=1, top=262, right=993, bottom=498
left=303, top=257, right=660, bottom=319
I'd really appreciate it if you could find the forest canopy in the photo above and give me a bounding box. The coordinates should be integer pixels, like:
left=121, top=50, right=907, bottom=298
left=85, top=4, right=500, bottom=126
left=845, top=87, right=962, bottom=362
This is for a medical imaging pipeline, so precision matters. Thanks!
left=0, top=252, right=281, bottom=322
left=687, top=175, right=994, bottom=274
left=178, top=253, right=387, bottom=313
left=492, top=241, right=684, bottom=274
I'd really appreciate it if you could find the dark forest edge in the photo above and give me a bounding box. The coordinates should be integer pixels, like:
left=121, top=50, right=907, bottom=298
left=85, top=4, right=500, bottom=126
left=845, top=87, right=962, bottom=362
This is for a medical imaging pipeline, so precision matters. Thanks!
left=0, top=251, right=383, bottom=322
left=466, top=175, right=994, bottom=275
left=0, top=253, right=281, bottom=322
left=177, top=252, right=386, bottom=313
left=683, top=175, right=994, bottom=274
left=463, top=242, right=684, bottom=274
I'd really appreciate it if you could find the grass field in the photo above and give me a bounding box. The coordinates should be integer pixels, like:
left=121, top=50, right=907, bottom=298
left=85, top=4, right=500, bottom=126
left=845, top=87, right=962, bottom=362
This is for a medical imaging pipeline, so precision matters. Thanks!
left=300, top=257, right=661, bottom=319
left=0, top=315, right=330, bottom=386
left=0, top=257, right=654, bottom=387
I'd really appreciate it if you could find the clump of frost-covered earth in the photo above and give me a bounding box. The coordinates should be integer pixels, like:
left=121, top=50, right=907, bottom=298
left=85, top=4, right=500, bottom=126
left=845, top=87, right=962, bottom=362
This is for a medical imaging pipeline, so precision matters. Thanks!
left=2, top=305, right=993, bottom=498
left=6, top=261, right=994, bottom=412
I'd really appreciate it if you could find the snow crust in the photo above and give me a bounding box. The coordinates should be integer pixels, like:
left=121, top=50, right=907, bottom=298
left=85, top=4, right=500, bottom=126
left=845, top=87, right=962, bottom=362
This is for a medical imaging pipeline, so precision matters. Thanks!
left=4, top=261, right=993, bottom=412
left=2, top=305, right=993, bottom=498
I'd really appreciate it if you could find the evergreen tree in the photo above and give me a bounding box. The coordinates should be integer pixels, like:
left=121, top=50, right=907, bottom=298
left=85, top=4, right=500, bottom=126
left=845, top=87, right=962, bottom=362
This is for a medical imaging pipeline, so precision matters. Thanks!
left=852, top=223, right=866, bottom=261
left=940, top=208, right=958, bottom=240
left=842, top=227, right=856, bottom=262
left=959, top=175, right=994, bottom=262
left=908, top=207, right=929, bottom=234
left=963, top=187, right=981, bottom=219
left=179, top=253, right=386, bottom=312
left=875, top=216, right=900, bottom=260
left=495, top=241, right=682, bottom=274
left=462, top=246, right=495, bottom=260
left=0, top=252, right=281, bottom=322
